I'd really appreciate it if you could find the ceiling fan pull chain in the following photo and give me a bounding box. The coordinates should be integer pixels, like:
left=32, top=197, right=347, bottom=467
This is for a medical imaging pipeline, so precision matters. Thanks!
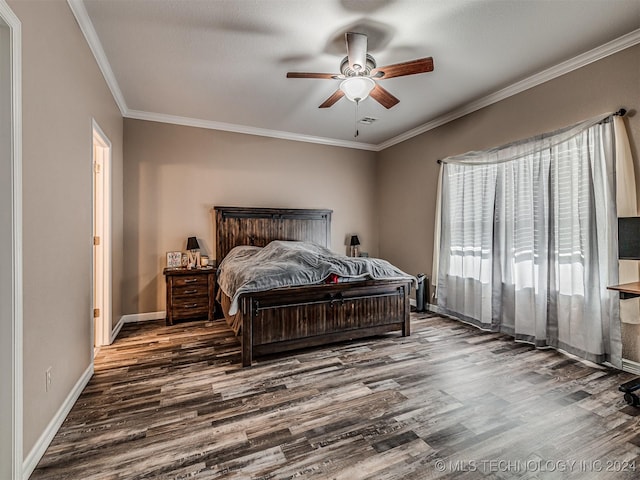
left=354, top=100, right=359, bottom=138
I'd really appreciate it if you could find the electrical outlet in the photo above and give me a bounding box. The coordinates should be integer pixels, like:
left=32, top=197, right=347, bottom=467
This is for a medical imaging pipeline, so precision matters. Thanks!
left=45, top=367, right=52, bottom=392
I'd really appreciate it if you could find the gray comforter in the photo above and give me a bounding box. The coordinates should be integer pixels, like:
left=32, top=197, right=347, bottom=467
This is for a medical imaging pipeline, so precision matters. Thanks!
left=217, top=240, right=416, bottom=315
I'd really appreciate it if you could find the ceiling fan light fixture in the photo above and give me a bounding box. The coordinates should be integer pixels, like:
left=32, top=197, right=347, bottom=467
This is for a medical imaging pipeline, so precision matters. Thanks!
left=340, top=76, right=375, bottom=103
left=287, top=33, right=433, bottom=110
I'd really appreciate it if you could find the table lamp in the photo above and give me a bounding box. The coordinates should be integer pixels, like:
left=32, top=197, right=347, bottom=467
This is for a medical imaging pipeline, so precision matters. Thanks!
left=350, top=235, right=360, bottom=257
left=186, top=236, right=200, bottom=269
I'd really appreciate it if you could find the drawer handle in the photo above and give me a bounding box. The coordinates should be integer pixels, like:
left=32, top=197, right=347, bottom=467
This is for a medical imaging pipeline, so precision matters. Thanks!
left=184, top=289, right=198, bottom=294
left=184, top=303, right=199, bottom=309
left=184, top=279, right=198, bottom=284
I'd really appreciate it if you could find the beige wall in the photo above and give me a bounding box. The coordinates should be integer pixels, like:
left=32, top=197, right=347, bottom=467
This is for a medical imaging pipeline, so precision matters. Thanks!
left=123, top=119, right=377, bottom=314
left=7, top=0, right=639, bottom=463
left=376, top=44, right=640, bottom=358
left=8, top=0, right=124, bottom=456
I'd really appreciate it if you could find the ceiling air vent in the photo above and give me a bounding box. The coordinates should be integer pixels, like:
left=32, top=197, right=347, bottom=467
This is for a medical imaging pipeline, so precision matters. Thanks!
left=359, top=117, right=377, bottom=125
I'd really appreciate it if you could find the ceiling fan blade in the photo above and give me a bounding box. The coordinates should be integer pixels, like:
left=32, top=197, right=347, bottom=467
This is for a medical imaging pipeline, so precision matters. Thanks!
left=346, top=32, right=368, bottom=74
left=369, top=84, right=399, bottom=109
left=286, top=72, right=340, bottom=79
left=371, top=57, right=434, bottom=79
left=319, top=89, right=345, bottom=108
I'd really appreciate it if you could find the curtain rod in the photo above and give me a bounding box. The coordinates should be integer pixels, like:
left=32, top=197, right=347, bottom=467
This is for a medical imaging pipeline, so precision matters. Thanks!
left=436, top=108, right=627, bottom=165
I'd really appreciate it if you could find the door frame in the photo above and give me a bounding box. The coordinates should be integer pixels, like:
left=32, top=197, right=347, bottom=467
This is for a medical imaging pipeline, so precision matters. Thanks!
left=92, top=119, right=112, bottom=349
left=0, top=1, right=22, bottom=478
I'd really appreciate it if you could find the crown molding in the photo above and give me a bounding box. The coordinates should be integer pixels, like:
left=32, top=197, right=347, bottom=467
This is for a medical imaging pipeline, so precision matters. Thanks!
left=69, top=0, right=638, bottom=153
left=67, top=0, right=127, bottom=115
left=377, top=28, right=640, bottom=150
left=67, top=0, right=376, bottom=152
left=125, top=110, right=379, bottom=151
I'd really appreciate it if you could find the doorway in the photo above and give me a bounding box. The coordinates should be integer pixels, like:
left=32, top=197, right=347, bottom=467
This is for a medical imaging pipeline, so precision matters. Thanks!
left=92, top=120, right=112, bottom=350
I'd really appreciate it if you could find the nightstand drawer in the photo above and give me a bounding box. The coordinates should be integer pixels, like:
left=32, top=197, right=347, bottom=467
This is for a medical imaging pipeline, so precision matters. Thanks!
left=172, top=296, right=209, bottom=318
left=173, top=275, right=207, bottom=288
left=172, top=283, right=208, bottom=298
left=164, top=267, right=216, bottom=325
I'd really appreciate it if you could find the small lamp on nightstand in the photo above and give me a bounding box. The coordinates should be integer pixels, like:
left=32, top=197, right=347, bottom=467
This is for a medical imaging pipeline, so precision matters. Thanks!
left=350, top=234, right=360, bottom=257
left=186, top=236, right=201, bottom=269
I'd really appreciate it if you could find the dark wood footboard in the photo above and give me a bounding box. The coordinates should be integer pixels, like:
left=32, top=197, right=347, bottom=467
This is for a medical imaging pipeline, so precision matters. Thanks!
left=213, top=206, right=412, bottom=367
left=238, top=279, right=411, bottom=367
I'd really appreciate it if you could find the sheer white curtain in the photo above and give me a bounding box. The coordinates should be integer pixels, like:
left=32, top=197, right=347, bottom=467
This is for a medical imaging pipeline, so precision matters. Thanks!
left=436, top=113, right=623, bottom=365
left=438, top=162, right=497, bottom=325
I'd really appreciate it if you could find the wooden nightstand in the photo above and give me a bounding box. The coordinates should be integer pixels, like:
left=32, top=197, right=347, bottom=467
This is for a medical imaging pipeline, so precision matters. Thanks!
left=163, top=267, right=216, bottom=325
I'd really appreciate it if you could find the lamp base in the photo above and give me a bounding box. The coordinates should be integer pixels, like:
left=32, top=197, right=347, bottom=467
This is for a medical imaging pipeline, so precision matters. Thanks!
left=187, top=250, right=201, bottom=269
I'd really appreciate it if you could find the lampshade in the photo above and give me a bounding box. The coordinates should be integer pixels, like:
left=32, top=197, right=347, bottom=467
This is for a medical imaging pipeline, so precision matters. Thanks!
left=186, top=237, right=200, bottom=251
left=340, top=77, right=375, bottom=103
left=350, top=235, right=360, bottom=246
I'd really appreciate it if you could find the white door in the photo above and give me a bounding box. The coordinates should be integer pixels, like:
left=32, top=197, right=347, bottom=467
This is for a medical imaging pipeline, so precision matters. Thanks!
left=92, top=122, right=111, bottom=349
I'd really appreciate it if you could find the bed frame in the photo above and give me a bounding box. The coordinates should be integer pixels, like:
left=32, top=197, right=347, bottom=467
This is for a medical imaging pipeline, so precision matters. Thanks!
left=214, top=206, right=411, bottom=367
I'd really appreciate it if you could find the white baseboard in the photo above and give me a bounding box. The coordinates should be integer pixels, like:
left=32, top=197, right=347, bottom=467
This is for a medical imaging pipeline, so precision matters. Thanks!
left=411, top=299, right=440, bottom=313
left=121, top=311, right=165, bottom=324
left=22, top=311, right=163, bottom=477
left=22, top=363, right=94, bottom=480
left=622, top=358, right=640, bottom=375
left=110, top=311, right=165, bottom=343
left=110, top=316, right=125, bottom=343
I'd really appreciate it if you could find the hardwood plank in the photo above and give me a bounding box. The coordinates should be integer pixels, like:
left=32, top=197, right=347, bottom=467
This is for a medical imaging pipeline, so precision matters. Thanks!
left=30, top=313, right=640, bottom=479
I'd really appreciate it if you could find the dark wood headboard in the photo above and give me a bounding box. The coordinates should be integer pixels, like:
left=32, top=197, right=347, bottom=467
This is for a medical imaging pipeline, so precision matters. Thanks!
left=214, top=206, right=333, bottom=262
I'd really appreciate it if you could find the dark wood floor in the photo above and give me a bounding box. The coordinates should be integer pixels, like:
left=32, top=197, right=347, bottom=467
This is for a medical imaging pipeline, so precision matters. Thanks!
left=31, top=313, right=640, bottom=479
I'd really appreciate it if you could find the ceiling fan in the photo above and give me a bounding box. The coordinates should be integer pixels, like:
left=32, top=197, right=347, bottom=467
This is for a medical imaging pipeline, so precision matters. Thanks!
left=287, top=32, right=434, bottom=109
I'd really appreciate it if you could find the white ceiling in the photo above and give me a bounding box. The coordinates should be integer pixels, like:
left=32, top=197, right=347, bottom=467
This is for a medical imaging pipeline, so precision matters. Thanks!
left=73, top=0, right=640, bottom=151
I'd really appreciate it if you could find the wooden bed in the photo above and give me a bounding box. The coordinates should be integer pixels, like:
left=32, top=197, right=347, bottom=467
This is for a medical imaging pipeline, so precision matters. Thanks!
left=214, top=206, right=412, bottom=367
